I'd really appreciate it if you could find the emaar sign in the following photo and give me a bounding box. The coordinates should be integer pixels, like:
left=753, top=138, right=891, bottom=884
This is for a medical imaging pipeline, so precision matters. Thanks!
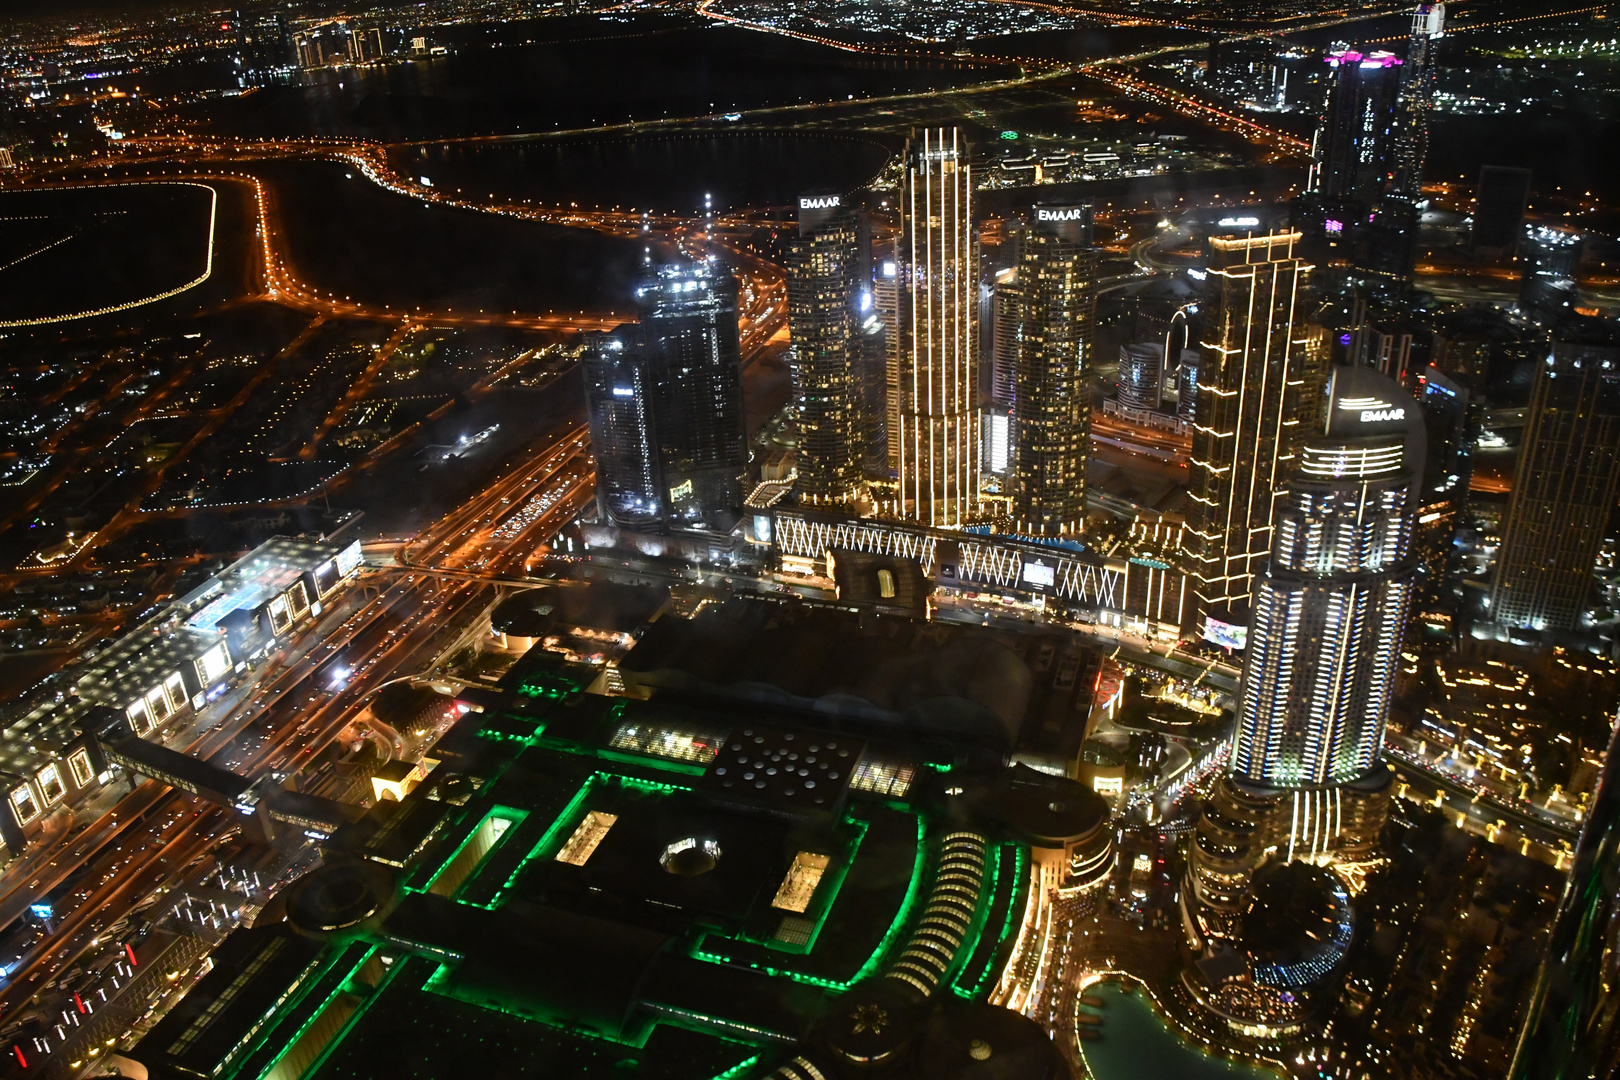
left=1036, top=207, right=1087, bottom=222
left=800, top=196, right=841, bottom=210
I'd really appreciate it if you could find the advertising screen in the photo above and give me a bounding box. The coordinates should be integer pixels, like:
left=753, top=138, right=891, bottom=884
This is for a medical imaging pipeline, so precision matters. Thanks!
left=1203, top=618, right=1248, bottom=651
left=334, top=540, right=362, bottom=578
left=1022, top=561, right=1056, bottom=589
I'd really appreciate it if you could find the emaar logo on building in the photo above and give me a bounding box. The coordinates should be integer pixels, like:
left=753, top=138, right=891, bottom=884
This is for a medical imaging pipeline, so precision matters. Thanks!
left=800, top=196, right=841, bottom=210
left=1338, top=396, right=1404, bottom=423
left=1036, top=207, right=1087, bottom=222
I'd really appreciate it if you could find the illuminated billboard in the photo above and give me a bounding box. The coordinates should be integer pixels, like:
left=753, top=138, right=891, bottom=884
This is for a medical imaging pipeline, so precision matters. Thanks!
left=1204, top=617, right=1247, bottom=651
left=334, top=539, right=362, bottom=578
left=1021, top=561, right=1056, bottom=590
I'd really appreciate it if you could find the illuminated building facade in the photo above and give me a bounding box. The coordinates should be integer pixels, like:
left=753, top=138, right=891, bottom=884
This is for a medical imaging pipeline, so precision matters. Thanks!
left=583, top=327, right=663, bottom=531
left=873, top=238, right=901, bottom=477
left=897, top=128, right=978, bottom=527
left=1390, top=2, right=1444, bottom=201
left=1007, top=205, right=1097, bottom=538
left=1308, top=50, right=1402, bottom=208
left=583, top=266, right=748, bottom=532
left=1233, top=365, right=1423, bottom=790
left=1490, top=322, right=1620, bottom=632
left=638, top=264, right=748, bottom=530
left=1118, top=343, right=1164, bottom=412
left=785, top=196, right=869, bottom=501
left=1184, top=231, right=1325, bottom=629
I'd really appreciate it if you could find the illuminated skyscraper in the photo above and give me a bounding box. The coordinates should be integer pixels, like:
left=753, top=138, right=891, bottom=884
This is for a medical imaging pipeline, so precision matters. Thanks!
left=1007, top=205, right=1096, bottom=538
left=582, top=264, right=747, bottom=533
left=1117, top=343, right=1163, bottom=412
left=786, top=195, right=867, bottom=501
left=1390, top=2, right=1444, bottom=200
left=582, top=327, right=661, bottom=531
left=1233, top=365, right=1423, bottom=791
left=638, top=263, right=747, bottom=529
left=1519, top=225, right=1584, bottom=325
left=1184, top=232, right=1326, bottom=629
left=897, top=128, right=978, bottom=527
left=1308, top=49, right=1403, bottom=209
left=1490, top=321, right=1620, bottom=632
left=873, top=239, right=901, bottom=478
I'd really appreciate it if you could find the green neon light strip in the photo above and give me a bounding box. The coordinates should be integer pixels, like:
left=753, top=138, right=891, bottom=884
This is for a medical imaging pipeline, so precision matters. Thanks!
left=490, top=776, right=598, bottom=907
left=595, top=747, right=708, bottom=776
left=969, top=844, right=1028, bottom=999
left=796, top=816, right=867, bottom=955
left=712, top=1054, right=762, bottom=1080
left=690, top=947, right=849, bottom=992
left=851, top=814, right=930, bottom=985
left=248, top=945, right=390, bottom=1080
left=415, top=806, right=529, bottom=897
left=488, top=771, right=692, bottom=908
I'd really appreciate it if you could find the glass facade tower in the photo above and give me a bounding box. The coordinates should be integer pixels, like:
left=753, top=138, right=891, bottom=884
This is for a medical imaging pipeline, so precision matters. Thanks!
left=897, top=127, right=978, bottom=528
left=1490, top=322, right=1620, bottom=632
left=1185, top=231, right=1327, bottom=628
left=1233, top=365, right=1424, bottom=790
left=582, top=264, right=747, bottom=533
left=1007, top=205, right=1096, bottom=539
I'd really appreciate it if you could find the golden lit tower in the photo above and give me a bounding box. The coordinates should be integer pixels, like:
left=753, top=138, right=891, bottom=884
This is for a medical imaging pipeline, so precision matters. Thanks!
left=1008, top=204, right=1098, bottom=539
left=897, top=128, right=978, bottom=528
left=1184, top=231, right=1327, bottom=632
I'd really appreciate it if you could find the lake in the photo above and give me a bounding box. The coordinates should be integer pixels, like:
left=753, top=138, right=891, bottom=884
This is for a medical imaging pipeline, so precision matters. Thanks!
left=1078, top=980, right=1282, bottom=1080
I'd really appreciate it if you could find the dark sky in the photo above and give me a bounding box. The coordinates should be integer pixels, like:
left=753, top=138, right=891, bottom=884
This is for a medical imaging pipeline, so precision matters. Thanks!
left=2, top=0, right=195, bottom=20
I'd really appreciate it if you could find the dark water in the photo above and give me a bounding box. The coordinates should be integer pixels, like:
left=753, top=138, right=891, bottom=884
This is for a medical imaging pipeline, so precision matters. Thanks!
left=193, top=17, right=1013, bottom=142
left=1079, top=983, right=1277, bottom=1080
left=397, top=132, right=893, bottom=215
left=255, top=160, right=651, bottom=315
left=0, top=183, right=216, bottom=323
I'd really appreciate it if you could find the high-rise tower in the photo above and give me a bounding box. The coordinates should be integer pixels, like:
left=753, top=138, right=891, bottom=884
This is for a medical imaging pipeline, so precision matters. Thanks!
left=1390, top=3, right=1444, bottom=200
left=897, top=128, right=978, bottom=528
left=786, top=196, right=868, bottom=501
left=582, top=263, right=748, bottom=533
left=1184, top=232, right=1327, bottom=630
left=1490, top=320, right=1620, bottom=633
left=1233, top=365, right=1424, bottom=791
left=582, top=327, right=662, bottom=532
left=1308, top=50, right=1403, bottom=209
left=1183, top=367, right=1418, bottom=954
left=1007, top=205, right=1097, bottom=538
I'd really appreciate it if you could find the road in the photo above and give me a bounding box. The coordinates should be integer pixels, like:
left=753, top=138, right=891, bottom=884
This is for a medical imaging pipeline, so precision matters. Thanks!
left=0, top=415, right=599, bottom=1070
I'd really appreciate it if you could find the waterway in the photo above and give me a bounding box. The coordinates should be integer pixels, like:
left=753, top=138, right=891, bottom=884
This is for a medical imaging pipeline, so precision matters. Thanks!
left=1078, top=981, right=1279, bottom=1080
left=398, top=133, right=893, bottom=215
left=192, top=16, right=1012, bottom=143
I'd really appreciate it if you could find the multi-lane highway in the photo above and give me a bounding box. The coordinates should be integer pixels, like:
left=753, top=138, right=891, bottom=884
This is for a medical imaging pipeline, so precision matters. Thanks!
left=0, top=417, right=597, bottom=1072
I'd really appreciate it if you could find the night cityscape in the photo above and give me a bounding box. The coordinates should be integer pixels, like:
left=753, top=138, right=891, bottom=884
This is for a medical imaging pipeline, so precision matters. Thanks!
left=0, top=0, right=1615, bottom=1078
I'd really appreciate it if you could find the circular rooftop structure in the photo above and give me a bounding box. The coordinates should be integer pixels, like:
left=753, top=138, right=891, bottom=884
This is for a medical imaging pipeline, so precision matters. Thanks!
left=918, top=1001, right=1066, bottom=1080
left=283, top=860, right=396, bottom=936
left=820, top=983, right=923, bottom=1067
left=1240, top=862, right=1354, bottom=989
left=659, top=837, right=721, bottom=877
left=983, top=765, right=1110, bottom=848
left=490, top=593, right=560, bottom=640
